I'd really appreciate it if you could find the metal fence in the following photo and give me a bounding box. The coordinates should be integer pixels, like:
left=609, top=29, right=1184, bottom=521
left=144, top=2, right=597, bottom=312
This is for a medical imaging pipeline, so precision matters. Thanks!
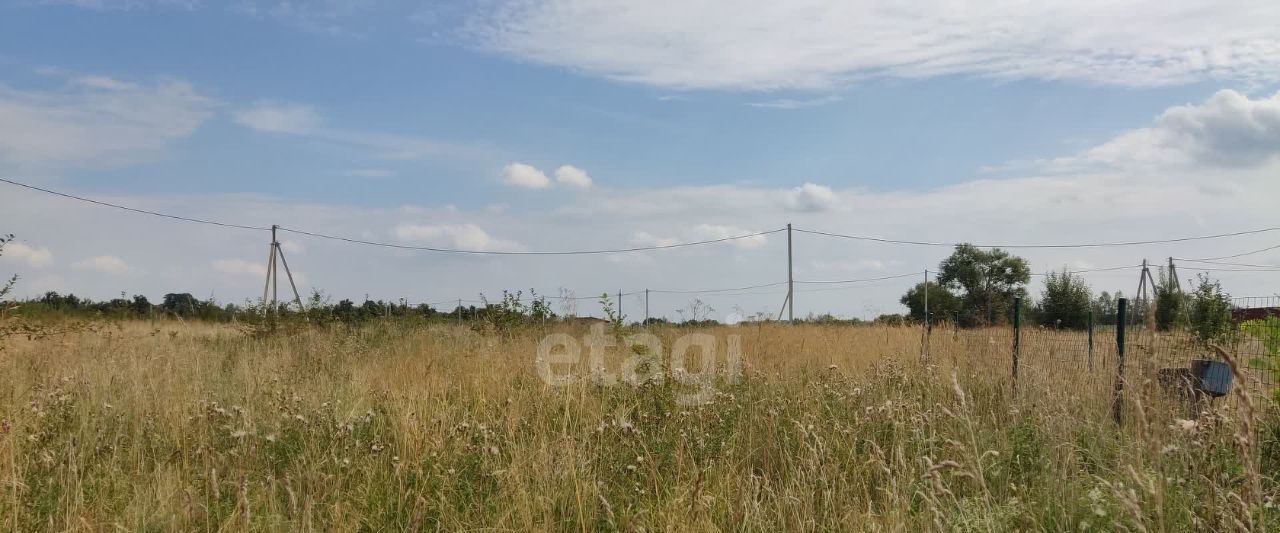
left=934, top=296, right=1280, bottom=419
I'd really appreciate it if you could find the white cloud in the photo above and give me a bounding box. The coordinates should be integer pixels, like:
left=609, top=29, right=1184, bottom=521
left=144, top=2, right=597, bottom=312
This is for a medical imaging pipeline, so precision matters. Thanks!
left=783, top=183, right=839, bottom=213
left=502, top=162, right=551, bottom=189
left=232, top=0, right=376, bottom=36
left=393, top=223, right=521, bottom=251
left=693, top=224, right=768, bottom=249
left=1088, top=90, right=1280, bottom=168
left=344, top=168, right=396, bottom=178
left=458, top=0, right=1280, bottom=90
left=234, top=101, right=323, bottom=134
left=5, top=90, right=1280, bottom=317
left=38, top=0, right=199, bottom=9
left=280, top=240, right=306, bottom=254
left=2, top=242, right=53, bottom=268
left=555, top=165, right=593, bottom=188
left=747, top=96, right=842, bottom=110
left=631, top=231, right=681, bottom=247
left=233, top=100, right=488, bottom=161
left=212, top=258, right=268, bottom=278
left=0, top=75, right=215, bottom=166
left=72, top=255, right=137, bottom=275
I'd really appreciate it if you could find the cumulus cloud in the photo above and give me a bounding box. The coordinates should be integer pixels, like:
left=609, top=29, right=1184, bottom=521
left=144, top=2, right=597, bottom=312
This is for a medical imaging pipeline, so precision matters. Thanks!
left=2, top=242, right=53, bottom=268
left=394, top=223, right=520, bottom=251
left=555, top=165, right=593, bottom=188
left=457, top=0, right=1280, bottom=90
left=502, top=162, right=551, bottom=189
left=72, top=255, right=137, bottom=275
left=0, top=75, right=215, bottom=166
left=783, top=183, right=839, bottom=213
left=1100, top=90, right=1280, bottom=167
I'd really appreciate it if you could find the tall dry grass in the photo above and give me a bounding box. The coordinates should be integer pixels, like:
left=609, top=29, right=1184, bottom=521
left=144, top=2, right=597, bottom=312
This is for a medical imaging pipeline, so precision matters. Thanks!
left=0, top=320, right=1276, bottom=531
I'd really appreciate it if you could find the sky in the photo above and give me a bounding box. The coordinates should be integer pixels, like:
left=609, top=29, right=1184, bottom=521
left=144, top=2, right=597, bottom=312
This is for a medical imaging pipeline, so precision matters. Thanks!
left=1, top=0, right=1279, bottom=321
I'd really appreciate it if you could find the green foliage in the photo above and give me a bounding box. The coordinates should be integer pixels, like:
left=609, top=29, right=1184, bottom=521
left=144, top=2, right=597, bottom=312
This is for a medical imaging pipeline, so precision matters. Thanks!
left=937, top=244, right=1031, bottom=327
left=1153, top=268, right=1187, bottom=331
left=599, top=292, right=625, bottom=333
left=1091, top=291, right=1122, bottom=326
left=900, top=281, right=961, bottom=324
left=1038, top=268, right=1092, bottom=329
left=875, top=313, right=908, bottom=326
left=0, top=233, right=15, bottom=301
left=1242, top=316, right=1280, bottom=357
left=1188, top=273, right=1233, bottom=345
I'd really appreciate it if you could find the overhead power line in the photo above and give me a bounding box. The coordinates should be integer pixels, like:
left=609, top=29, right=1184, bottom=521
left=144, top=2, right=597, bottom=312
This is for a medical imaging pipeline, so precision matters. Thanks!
left=793, top=226, right=1280, bottom=249
left=0, top=177, right=270, bottom=232
left=1174, top=258, right=1280, bottom=269
left=649, top=281, right=789, bottom=294
left=276, top=226, right=785, bottom=256
left=1175, top=243, right=1280, bottom=262
left=8, top=177, right=1279, bottom=253
left=794, top=272, right=920, bottom=284
left=0, top=177, right=782, bottom=255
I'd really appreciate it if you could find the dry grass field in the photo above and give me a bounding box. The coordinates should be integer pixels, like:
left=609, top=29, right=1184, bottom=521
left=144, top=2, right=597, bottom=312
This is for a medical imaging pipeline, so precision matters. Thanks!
left=1, top=319, right=1277, bottom=531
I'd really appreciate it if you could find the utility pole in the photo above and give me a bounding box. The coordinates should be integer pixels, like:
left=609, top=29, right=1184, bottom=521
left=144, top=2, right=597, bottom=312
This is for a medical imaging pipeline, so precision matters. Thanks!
left=1167, top=257, right=1181, bottom=293
left=618, top=290, right=623, bottom=323
left=1135, top=259, right=1155, bottom=330
left=457, top=298, right=462, bottom=324
left=260, top=224, right=304, bottom=313
left=787, top=223, right=794, bottom=323
left=644, top=289, right=650, bottom=324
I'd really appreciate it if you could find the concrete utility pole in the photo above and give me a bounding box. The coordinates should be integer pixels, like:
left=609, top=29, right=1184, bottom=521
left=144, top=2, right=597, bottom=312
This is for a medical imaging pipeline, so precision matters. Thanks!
left=787, top=223, right=794, bottom=323
left=260, top=224, right=304, bottom=313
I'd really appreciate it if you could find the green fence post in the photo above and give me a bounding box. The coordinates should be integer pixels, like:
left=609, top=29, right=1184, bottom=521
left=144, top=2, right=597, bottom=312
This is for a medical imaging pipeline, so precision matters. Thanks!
left=1087, top=309, right=1094, bottom=372
left=1012, top=297, right=1021, bottom=392
left=1112, top=298, right=1128, bottom=425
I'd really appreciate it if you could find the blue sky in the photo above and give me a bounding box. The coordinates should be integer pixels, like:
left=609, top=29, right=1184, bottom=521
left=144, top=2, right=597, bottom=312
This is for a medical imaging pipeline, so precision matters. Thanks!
left=1, top=1, right=1279, bottom=319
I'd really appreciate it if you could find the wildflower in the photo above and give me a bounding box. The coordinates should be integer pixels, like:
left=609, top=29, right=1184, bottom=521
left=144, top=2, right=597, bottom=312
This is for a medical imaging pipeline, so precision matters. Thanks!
left=230, top=430, right=248, bottom=438
left=1172, top=419, right=1197, bottom=432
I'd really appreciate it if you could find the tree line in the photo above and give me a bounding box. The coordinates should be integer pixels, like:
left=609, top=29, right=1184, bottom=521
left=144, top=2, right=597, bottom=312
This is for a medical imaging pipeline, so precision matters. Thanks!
left=892, top=244, right=1236, bottom=341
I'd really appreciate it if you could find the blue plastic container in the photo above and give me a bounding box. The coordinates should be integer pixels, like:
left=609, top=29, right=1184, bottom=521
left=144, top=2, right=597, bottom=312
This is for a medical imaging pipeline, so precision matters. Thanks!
left=1190, top=359, right=1232, bottom=397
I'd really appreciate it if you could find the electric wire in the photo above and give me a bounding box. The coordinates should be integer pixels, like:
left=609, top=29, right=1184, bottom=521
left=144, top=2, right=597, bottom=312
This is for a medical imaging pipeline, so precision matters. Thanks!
left=0, top=177, right=270, bottom=232
left=793, top=226, right=1280, bottom=249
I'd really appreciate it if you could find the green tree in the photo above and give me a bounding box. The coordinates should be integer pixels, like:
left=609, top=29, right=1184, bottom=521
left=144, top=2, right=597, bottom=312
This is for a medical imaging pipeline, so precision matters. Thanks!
left=900, top=281, right=961, bottom=324
left=1039, top=268, right=1092, bottom=329
left=1153, top=268, right=1187, bottom=331
left=162, top=293, right=200, bottom=317
left=1188, top=273, right=1233, bottom=344
left=936, top=244, right=1031, bottom=327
